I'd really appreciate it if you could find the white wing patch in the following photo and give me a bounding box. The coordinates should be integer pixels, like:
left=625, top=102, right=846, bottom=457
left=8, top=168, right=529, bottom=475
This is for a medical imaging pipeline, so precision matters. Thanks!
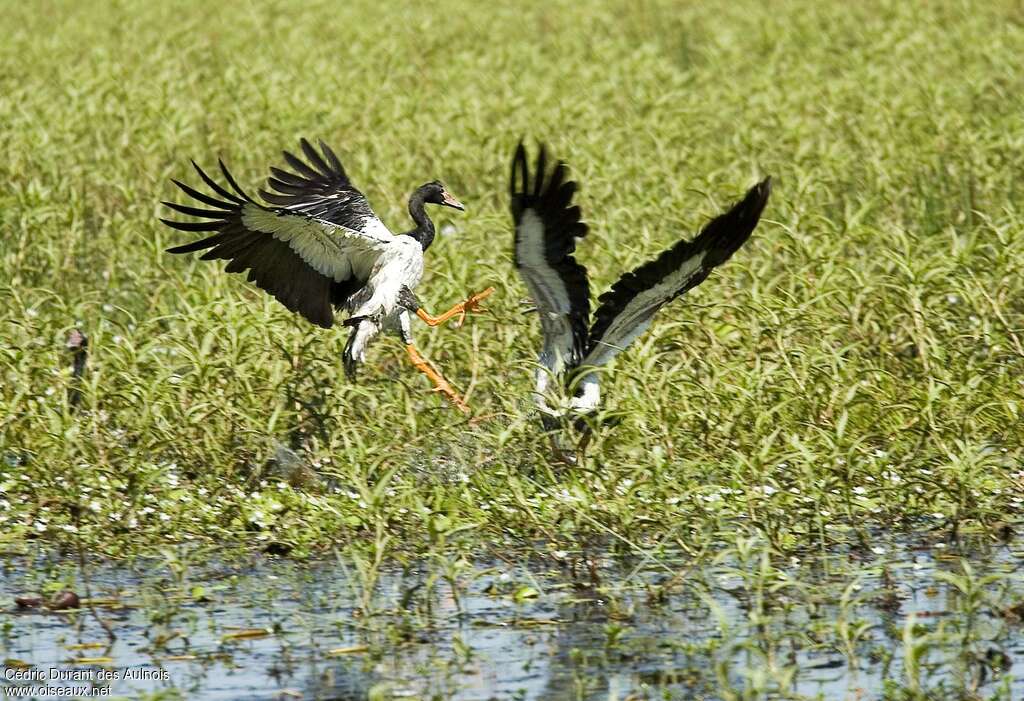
left=358, top=215, right=394, bottom=240
left=517, top=210, right=573, bottom=314
left=582, top=252, right=707, bottom=368
left=242, top=205, right=390, bottom=282
left=516, top=209, right=578, bottom=376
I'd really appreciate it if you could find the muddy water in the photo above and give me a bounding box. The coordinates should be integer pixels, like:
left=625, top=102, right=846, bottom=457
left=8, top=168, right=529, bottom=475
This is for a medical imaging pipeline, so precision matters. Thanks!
left=2, top=537, right=1022, bottom=700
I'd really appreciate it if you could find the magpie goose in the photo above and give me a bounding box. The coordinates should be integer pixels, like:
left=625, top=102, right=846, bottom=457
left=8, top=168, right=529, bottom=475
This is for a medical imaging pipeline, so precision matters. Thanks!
left=161, top=138, right=494, bottom=413
left=510, top=142, right=770, bottom=438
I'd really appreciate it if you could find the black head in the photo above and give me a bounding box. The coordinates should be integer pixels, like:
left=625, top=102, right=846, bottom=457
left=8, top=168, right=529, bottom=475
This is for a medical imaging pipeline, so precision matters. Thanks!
left=406, top=181, right=465, bottom=251
left=418, top=180, right=465, bottom=211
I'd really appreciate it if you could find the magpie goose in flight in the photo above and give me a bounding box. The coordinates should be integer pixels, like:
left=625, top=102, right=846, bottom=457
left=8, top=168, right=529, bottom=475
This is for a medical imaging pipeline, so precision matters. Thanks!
left=510, top=142, right=770, bottom=440
left=161, top=138, right=494, bottom=413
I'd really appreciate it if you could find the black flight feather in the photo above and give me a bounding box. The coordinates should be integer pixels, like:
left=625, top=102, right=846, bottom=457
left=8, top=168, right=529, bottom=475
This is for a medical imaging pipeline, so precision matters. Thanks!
left=586, top=177, right=771, bottom=353
left=510, top=141, right=591, bottom=367
left=160, top=152, right=344, bottom=328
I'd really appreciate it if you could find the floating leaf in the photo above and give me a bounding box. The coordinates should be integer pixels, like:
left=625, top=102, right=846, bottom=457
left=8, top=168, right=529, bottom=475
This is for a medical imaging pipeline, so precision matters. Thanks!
left=516, top=618, right=560, bottom=627
left=512, top=585, right=539, bottom=603
left=221, top=628, right=272, bottom=641
left=49, top=591, right=81, bottom=610
left=326, top=645, right=369, bottom=656
left=69, top=656, right=115, bottom=665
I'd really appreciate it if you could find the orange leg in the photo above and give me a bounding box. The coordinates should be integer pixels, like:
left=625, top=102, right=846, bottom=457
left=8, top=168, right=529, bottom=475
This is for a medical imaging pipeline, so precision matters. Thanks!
left=416, top=287, right=495, bottom=328
left=405, top=344, right=470, bottom=414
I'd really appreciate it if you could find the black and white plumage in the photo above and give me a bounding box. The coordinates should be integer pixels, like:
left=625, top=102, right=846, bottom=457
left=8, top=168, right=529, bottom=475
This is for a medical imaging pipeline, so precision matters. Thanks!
left=161, top=138, right=467, bottom=384
left=509, top=144, right=591, bottom=417
left=511, top=142, right=771, bottom=431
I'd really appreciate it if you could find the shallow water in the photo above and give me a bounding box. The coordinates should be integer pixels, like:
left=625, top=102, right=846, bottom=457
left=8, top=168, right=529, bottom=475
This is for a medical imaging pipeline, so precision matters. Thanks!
left=1, top=535, right=1022, bottom=700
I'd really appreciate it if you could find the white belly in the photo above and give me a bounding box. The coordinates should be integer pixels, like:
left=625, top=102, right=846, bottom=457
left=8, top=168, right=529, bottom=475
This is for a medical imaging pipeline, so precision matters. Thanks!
left=350, top=237, right=424, bottom=319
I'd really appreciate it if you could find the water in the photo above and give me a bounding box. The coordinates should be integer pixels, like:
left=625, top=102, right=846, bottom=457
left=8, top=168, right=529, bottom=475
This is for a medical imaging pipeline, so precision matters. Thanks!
left=2, top=535, right=1022, bottom=700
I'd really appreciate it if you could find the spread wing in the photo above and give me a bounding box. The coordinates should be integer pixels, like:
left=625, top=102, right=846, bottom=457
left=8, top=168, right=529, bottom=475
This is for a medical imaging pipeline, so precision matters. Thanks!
left=258, top=138, right=390, bottom=238
left=582, top=178, right=771, bottom=368
left=161, top=140, right=395, bottom=329
left=510, top=142, right=590, bottom=376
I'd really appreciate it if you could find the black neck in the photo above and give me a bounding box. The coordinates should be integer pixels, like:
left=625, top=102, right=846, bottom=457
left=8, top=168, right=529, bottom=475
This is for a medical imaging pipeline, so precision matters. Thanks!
left=404, top=189, right=435, bottom=250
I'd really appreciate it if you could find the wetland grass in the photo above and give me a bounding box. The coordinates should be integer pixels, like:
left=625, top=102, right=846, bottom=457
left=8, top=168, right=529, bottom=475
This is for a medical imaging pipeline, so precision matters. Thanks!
left=1, top=0, right=1023, bottom=697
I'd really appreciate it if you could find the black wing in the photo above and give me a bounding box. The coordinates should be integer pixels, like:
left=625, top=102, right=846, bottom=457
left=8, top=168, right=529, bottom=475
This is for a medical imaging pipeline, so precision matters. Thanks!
left=258, top=138, right=387, bottom=236
left=161, top=149, right=393, bottom=328
left=510, top=142, right=591, bottom=373
left=582, top=178, right=771, bottom=367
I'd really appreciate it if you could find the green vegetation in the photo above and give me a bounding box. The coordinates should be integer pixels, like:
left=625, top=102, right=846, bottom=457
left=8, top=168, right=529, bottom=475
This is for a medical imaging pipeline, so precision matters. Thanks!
left=3, top=3, right=1024, bottom=697
left=1, top=0, right=1022, bottom=562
